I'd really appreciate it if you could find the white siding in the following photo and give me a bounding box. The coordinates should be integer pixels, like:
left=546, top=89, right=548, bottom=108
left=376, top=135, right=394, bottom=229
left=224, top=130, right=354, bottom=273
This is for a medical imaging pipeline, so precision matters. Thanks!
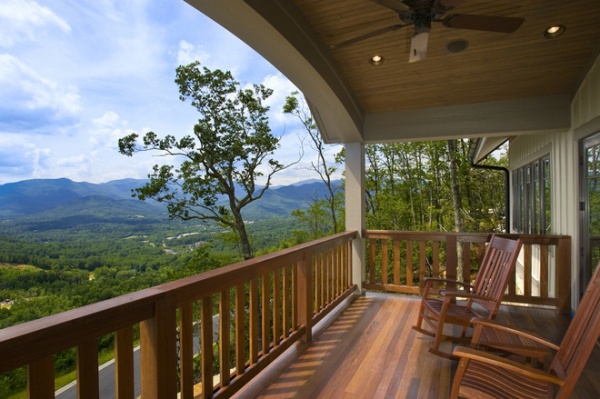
left=572, top=59, right=600, bottom=129
left=509, top=55, right=600, bottom=308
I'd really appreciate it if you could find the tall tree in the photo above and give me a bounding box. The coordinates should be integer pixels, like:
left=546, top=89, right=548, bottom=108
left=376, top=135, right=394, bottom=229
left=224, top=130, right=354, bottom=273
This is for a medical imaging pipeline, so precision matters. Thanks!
left=283, top=91, right=341, bottom=233
left=447, top=139, right=464, bottom=232
left=119, top=62, right=292, bottom=260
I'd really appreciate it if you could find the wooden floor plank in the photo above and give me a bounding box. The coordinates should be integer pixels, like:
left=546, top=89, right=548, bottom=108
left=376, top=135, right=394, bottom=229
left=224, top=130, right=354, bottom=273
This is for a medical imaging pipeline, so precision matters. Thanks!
left=243, top=293, right=600, bottom=399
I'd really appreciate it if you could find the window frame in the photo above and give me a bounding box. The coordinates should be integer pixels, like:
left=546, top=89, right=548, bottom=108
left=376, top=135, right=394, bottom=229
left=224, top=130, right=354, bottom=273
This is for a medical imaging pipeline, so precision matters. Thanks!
left=513, top=155, right=551, bottom=234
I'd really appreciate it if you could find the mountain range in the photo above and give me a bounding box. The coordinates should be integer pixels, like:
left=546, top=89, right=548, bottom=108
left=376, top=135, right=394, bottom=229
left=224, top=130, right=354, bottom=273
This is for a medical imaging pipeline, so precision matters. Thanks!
left=0, top=177, right=340, bottom=222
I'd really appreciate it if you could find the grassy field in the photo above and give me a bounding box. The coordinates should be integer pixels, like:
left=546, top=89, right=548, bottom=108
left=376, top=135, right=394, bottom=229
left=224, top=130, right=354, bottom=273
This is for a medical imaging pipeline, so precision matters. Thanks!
left=0, top=262, right=40, bottom=271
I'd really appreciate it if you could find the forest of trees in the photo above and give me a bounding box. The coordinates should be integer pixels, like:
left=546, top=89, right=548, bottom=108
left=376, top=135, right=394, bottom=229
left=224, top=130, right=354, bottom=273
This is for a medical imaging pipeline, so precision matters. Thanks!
left=363, top=140, right=507, bottom=232
left=291, top=140, right=507, bottom=239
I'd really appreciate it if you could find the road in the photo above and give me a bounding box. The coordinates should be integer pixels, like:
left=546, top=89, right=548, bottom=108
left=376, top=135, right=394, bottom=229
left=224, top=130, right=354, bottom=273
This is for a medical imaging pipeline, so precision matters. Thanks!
left=55, top=346, right=142, bottom=399
left=55, top=333, right=202, bottom=399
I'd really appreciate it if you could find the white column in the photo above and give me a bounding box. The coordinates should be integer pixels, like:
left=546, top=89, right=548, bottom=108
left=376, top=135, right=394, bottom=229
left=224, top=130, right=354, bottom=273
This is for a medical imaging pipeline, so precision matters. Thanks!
left=345, top=142, right=365, bottom=293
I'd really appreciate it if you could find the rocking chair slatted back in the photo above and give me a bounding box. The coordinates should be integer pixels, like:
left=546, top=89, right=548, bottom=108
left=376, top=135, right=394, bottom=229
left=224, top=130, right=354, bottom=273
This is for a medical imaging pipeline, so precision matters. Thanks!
left=550, top=266, right=600, bottom=397
left=470, top=235, right=522, bottom=316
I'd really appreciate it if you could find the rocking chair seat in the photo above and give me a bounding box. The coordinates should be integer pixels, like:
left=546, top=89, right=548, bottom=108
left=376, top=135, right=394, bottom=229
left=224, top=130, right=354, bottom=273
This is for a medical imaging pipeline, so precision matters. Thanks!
left=453, top=347, right=561, bottom=399
left=423, top=293, right=489, bottom=327
left=471, top=317, right=558, bottom=365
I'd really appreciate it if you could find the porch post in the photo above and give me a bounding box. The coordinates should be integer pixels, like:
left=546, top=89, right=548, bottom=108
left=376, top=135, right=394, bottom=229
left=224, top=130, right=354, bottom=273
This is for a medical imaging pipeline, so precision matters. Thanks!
left=345, top=142, right=365, bottom=293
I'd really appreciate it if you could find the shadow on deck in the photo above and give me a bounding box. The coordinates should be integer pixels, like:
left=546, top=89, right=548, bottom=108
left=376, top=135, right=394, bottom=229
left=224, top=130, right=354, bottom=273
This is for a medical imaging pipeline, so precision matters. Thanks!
left=238, top=293, right=600, bottom=399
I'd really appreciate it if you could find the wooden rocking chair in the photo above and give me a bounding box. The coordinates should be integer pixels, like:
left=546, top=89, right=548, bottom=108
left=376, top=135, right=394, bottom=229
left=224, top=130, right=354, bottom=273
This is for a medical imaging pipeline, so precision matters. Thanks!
left=451, top=263, right=600, bottom=399
left=412, top=234, right=522, bottom=359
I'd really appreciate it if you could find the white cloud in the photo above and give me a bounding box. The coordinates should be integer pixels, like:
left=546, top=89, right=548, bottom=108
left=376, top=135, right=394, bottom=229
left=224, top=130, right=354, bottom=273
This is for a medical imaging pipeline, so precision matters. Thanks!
left=177, top=40, right=210, bottom=67
left=262, top=73, right=299, bottom=126
left=89, top=111, right=133, bottom=150
left=0, top=0, right=71, bottom=47
left=92, top=111, right=121, bottom=128
left=0, top=54, right=81, bottom=117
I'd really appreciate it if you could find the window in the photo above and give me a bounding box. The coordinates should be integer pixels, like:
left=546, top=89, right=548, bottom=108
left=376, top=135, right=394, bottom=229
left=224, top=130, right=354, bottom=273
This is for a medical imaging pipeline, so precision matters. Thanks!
left=513, top=155, right=551, bottom=234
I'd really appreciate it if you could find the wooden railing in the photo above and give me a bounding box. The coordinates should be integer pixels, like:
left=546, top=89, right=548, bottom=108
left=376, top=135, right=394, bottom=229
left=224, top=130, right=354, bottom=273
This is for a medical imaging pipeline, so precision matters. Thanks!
left=0, top=231, right=357, bottom=399
left=363, top=231, right=572, bottom=314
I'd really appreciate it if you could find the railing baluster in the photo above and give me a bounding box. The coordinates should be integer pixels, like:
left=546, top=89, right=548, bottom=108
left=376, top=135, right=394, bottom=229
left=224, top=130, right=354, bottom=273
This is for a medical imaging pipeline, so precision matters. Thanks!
left=77, top=338, right=99, bottom=399
left=298, top=250, right=313, bottom=343
left=557, top=236, right=572, bottom=314
left=432, top=241, right=439, bottom=279
left=524, top=243, right=532, bottom=296
left=311, top=254, right=323, bottom=313
left=332, top=247, right=338, bottom=298
left=220, top=289, right=231, bottom=387
left=324, top=251, right=330, bottom=305
left=261, top=274, right=270, bottom=357
left=140, top=293, right=177, bottom=399
left=346, top=239, right=352, bottom=287
left=283, top=266, right=291, bottom=339
left=115, top=326, right=134, bottom=399
left=419, top=240, right=426, bottom=289
left=178, top=304, right=194, bottom=399
left=462, top=241, right=471, bottom=284
left=329, top=249, right=334, bottom=301
left=406, top=241, right=413, bottom=287
left=394, top=239, right=401, bottom=285
left=446, top=235, right=457, bottom=284
left=28, top=355, right=54, bottom=399
left=540, top=244, right=549, bottom=298
left=369, top=238, right=376, bottom=284
left=292, top=263, right=298, bottom=331
left=273, top=268, right=281, bottom=347
left=200, top=296, right=213, bottom=398
left=249, top=278, right=259, bottom=365
left=235, top=283, right=246, bottom=375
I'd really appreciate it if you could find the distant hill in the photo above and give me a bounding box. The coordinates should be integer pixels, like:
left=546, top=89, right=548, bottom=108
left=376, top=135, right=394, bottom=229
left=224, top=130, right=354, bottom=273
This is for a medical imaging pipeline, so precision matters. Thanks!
left=0, top=177, right=341, bottom=222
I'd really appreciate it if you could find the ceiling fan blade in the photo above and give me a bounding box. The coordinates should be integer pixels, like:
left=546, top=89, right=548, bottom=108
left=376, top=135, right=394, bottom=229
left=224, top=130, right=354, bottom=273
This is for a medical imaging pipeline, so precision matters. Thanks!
left=370, top=0, right=409, bottom=13
left=443, top=14, right=524, bottom=33
left=330, top=24, right=407, bottom=49
left=409, top=31, right=429, bottom=63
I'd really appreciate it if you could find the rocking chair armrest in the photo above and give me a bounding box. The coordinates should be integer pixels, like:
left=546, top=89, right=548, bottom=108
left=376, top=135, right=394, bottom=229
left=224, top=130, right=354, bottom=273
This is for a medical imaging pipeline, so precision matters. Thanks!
left=422, top=277, right=474, bottom=297
left=423, top=277, right=474, bottom=290
left=470, top=317, right=560, bottom=350
left=452, top=346, right=565, bottom=386
left=438, top=290, right=494, bottom=303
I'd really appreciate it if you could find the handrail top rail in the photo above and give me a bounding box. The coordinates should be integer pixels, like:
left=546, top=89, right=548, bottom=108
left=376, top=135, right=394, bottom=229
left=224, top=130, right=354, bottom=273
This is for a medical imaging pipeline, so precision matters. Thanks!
left=363, top=230, right=570, bottom=244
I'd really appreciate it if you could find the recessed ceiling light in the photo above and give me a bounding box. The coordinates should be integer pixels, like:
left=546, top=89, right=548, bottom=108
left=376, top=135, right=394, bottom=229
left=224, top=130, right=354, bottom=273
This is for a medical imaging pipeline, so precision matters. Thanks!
left=447, top=39, right=469, bottom=53
left=544, top=25, right=566, bottom=39
left=369, top=55, right=384, bottom=66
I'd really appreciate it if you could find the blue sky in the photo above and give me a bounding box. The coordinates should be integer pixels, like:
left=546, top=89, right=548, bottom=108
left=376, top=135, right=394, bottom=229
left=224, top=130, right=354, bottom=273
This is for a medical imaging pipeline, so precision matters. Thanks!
left=0, top=0, right=340, bottom=186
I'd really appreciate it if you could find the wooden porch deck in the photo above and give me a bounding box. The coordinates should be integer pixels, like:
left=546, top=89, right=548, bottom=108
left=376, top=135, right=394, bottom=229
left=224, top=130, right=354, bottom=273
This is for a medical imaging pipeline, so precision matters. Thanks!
left=239, top=293, right=600, bottom=399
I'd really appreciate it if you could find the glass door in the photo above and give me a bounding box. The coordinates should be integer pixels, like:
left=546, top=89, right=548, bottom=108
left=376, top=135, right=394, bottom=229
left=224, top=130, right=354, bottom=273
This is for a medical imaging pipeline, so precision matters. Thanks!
left=580, top=133, right=600, bottom=295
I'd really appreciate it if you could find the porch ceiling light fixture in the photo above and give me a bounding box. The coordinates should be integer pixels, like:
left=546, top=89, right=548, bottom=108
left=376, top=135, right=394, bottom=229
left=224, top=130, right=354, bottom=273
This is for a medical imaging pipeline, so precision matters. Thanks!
left=543, top=24, right=566, bottom=39
left=369, top=54, right=384, bottom=66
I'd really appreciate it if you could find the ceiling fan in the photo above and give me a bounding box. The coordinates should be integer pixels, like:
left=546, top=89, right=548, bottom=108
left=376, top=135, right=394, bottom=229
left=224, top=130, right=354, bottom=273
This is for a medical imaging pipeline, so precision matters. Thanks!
left=332, top=0, right=524, bottom=63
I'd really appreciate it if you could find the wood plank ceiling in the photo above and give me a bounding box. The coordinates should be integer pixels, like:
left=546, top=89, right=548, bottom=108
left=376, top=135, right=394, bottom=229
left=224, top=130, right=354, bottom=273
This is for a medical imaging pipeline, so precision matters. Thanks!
left=187, top=0, right=600, bottom=144
left=295, top=0, right=600, bottom=113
